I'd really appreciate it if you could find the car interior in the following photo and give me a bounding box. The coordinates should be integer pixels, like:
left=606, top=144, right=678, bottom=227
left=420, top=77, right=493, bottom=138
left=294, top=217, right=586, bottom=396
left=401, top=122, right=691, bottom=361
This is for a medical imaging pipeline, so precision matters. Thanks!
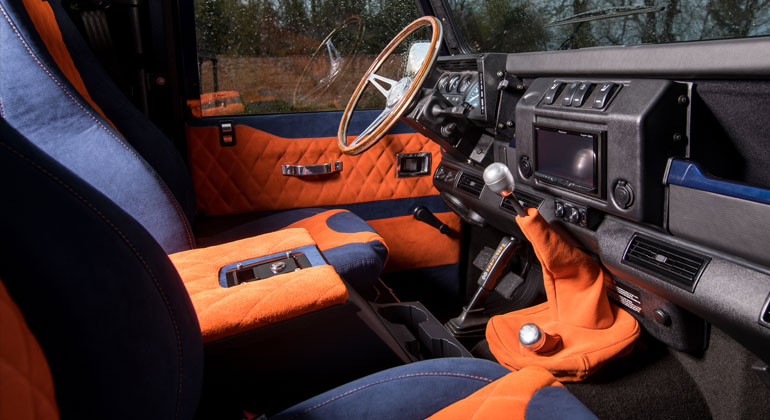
left=2, top=0, right=770, bottom=419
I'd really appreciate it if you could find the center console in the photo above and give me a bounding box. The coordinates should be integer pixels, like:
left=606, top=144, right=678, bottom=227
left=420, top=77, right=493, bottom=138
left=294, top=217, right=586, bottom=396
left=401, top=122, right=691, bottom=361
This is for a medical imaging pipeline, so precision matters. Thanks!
left=514, top=78, right=689, bottom=226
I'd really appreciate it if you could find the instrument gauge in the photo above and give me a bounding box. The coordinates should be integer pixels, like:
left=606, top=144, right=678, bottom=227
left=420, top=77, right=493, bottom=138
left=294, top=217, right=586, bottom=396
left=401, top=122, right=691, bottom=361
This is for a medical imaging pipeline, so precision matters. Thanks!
left=465, top=82, right=481, bottom=109
left=459, top=75, right=474, bottom=94
left=437, top=75, right=450, bottom=92
left=448, top=75, right=461, bottom=93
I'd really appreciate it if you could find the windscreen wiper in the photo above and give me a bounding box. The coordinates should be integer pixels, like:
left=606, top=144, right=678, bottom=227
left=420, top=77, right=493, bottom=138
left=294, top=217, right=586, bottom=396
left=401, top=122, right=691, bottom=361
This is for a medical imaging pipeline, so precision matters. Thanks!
left=545, top=5, right=666, bottom=27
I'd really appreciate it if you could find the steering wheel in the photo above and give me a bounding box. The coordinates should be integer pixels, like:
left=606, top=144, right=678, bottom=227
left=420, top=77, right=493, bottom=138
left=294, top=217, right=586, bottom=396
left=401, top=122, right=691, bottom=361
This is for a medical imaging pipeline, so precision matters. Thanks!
left=337, top=16, right=443, bottom=155
left=293, top=16, right=364, bottom=105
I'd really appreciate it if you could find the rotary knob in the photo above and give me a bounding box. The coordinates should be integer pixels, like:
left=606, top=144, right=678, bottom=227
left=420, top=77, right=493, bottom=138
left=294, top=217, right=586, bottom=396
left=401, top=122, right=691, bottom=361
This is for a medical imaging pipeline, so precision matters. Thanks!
left=554, top=202, right=565, bottom=218
left=568, top=207, right=580, bottom=224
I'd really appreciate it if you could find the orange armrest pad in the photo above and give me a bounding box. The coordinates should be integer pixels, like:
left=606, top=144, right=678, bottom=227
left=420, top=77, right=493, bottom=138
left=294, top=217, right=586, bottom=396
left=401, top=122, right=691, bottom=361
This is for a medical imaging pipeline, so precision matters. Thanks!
left=169, top=228, right=349, bottom=342
left=427, top=366, right=563, bottom=420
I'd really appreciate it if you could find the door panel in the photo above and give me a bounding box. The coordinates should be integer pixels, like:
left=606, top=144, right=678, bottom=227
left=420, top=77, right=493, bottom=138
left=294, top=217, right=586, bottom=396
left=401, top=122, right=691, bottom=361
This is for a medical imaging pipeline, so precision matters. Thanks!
left=185, top=110, right=460, bottom=272
left=186, top=125, right=438, bottom=214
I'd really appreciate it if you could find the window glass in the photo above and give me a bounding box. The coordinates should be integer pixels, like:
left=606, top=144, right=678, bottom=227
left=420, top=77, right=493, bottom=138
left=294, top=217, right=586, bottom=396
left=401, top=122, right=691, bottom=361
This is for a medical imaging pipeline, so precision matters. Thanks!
left=194, top=0, right=421, bottom=116
left=448, top=0, right=770, bottom=53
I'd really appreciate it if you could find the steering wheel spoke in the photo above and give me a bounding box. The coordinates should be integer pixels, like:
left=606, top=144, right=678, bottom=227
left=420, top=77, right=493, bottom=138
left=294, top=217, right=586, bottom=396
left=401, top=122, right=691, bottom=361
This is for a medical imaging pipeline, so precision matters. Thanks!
left=368, top=73, right=397, bottom=98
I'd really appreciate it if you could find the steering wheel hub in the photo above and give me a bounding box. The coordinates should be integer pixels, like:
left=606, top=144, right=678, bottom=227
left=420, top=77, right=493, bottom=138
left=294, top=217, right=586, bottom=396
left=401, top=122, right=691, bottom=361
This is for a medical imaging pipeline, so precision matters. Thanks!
left=387, top=77, right=413, bottom=107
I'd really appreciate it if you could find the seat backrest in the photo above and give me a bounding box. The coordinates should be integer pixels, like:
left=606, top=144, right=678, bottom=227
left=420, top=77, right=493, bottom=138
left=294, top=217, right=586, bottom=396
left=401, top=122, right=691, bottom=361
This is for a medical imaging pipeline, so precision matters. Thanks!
left=0, top=118, right=204, bottom=419
left=0, top=0, right=195, bottom=253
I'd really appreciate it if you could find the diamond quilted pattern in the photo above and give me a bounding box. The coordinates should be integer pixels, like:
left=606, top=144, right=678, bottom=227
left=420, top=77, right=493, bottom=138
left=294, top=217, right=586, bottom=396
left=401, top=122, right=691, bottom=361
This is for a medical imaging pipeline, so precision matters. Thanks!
left=0, top=280, right=59, bottom=420
left=168, top=228, right=349, bottom=343
left=186, top=125, right=442, bottom=215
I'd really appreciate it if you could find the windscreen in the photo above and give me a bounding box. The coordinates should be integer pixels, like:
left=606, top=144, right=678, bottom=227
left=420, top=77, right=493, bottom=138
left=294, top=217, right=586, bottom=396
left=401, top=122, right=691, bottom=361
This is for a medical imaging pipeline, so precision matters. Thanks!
left=536, top=127, right=597, bottom=190
left=448, top=1, right=770, bottom=53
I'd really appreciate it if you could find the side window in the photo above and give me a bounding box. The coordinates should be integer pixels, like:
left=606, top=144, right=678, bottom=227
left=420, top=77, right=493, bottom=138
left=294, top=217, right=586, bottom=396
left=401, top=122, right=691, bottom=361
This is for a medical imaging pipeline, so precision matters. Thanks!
left=193, top=0, right=421, bottom=117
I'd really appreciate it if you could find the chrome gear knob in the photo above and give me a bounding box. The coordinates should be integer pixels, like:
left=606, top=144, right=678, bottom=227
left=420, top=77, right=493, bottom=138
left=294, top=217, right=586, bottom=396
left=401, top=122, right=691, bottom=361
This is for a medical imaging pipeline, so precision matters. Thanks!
left=484, top=162, right=526, bottom=216
left=519, top=322, right=561, bottom=353
left=483, top=162, right=515, bottom=197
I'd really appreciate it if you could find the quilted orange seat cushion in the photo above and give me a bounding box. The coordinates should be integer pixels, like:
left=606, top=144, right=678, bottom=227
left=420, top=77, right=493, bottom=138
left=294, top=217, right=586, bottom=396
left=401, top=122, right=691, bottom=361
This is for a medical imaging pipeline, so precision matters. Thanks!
left=169, top=228, right=349, bottom=342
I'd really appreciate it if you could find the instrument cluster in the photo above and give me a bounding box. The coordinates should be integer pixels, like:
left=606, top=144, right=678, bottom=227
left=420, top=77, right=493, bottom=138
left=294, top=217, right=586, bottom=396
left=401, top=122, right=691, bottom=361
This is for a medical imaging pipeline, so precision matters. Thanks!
left=436, top=72, right=481, bottom=110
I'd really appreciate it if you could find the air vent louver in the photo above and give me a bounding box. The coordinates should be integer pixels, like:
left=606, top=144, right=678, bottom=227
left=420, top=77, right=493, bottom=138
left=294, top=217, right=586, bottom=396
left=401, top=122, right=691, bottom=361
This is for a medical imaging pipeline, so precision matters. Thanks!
left=501, top=191, right=543, bottom=213
left=438, top=59, right=478, bottom=72
left=761, top=295, right=770, bottom=327
left=622, top=234, right=709, bottom=292
left=457, top=173, right=484, bottom=198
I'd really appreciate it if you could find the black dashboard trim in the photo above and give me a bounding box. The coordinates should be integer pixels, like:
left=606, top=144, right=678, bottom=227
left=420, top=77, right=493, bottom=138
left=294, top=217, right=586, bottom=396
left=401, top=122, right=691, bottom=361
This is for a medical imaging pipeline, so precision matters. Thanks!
left=505, top=37, right=770, bottom=79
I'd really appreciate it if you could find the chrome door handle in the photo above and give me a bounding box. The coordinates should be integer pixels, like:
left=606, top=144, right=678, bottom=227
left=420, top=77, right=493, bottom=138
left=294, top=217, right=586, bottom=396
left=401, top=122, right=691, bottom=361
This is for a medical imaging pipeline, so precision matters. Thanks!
left=281, top=161, right=343, bottom=176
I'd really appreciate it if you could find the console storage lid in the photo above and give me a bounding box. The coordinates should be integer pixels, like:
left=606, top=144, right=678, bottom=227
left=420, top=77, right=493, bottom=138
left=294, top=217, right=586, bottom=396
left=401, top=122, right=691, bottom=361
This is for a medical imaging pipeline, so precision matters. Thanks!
left=169, top=228, right=348, bottom=342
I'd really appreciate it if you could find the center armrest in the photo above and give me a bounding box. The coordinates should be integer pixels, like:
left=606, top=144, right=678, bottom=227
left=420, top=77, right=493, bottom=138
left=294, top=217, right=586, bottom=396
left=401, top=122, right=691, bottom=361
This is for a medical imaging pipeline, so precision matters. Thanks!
left=169, top=228, right=348, bottom=342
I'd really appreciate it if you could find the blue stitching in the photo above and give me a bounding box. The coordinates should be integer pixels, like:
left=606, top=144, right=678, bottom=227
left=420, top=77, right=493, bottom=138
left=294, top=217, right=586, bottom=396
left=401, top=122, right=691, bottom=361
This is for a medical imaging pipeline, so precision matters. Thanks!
left=289, top=371, right=495, bottom=420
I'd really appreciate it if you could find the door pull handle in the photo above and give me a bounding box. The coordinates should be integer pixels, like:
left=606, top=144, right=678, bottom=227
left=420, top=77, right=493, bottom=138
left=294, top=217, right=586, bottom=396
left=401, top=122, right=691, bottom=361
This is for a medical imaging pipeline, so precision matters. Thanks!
left=281, top=161, right=343, bottom=176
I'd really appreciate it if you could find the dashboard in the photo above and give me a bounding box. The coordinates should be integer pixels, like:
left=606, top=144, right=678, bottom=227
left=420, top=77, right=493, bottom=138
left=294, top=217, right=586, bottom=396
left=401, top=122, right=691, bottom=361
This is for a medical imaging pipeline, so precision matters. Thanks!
left=403, top=53, right=770, bottom=365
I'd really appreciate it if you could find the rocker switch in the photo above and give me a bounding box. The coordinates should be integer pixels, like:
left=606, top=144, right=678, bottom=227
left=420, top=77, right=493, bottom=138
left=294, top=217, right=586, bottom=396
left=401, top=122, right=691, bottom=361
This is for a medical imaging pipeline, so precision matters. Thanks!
left=542, top=82, right=562, bottom=104
left=219, top=121, right=236, bottom=147
left=561, top=82, right=579, bottom=106
left=593, top=83, right=617, bottom=109
left=571, top=82, right=592, bottom=107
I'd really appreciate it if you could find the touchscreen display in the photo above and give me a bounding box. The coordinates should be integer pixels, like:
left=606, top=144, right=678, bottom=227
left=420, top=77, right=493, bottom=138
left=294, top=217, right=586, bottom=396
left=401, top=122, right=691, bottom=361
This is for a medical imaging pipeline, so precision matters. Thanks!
left=535, top=127, right=597, bottom=190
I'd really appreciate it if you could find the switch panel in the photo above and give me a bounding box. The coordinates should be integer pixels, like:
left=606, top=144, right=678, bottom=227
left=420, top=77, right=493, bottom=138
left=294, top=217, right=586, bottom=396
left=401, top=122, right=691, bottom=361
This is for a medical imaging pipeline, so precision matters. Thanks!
left=540, top=80, right=621, bottom=111
left=554, top=199, right=599, bottom=229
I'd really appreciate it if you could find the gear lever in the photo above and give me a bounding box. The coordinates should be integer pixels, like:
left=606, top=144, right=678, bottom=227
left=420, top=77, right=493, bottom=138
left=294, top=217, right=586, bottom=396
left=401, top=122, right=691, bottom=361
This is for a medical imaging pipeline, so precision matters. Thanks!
left=482, top=163, right=561, bottom=353
left=446, top=235, right=521, bottom=337
left=446, top=162, right=525, bottom=338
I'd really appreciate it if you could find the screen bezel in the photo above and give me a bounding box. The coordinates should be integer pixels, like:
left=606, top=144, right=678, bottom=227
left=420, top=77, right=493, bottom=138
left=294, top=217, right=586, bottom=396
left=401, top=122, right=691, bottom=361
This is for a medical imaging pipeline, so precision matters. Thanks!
left=533, top=125, right=605, bottom=199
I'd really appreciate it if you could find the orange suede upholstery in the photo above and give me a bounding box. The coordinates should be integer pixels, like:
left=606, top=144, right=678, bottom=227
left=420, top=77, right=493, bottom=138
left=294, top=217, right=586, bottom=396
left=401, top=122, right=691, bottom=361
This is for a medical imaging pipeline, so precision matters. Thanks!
left=285, top=209, right=388, bottom=253
left=0, top=280, right=59, bottom=420
left=487, top=208, right=640, bottom=381
left=284, top=209, right=460, bottom=272
left=427, top=366, right=562, bottom=420
left=185, top=125, right=442, bottom=215
left=368, top=211, right=461, bottom=272
left=20, top=0, right=114, bottom=129
left=519, top=208, right=614, bottom=329
left=169, top=229, right=348, bottom=343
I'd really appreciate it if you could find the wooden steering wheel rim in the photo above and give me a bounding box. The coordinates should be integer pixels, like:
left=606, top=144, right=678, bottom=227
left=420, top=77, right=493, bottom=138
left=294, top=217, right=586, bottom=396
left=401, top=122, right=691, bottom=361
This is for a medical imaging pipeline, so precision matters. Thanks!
left=337, top=16, right=443, bottom=155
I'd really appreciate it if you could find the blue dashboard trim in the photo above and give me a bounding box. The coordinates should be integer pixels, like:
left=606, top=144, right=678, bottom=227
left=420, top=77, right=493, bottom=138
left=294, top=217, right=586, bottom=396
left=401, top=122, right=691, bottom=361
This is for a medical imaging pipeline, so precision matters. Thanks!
left=187, top=109, right=416, bottom=139
left=667, top=159, right=770, bottom=205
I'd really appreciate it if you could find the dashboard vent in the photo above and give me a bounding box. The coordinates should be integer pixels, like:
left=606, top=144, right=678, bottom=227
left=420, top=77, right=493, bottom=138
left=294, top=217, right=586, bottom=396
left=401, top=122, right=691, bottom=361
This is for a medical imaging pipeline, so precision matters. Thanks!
left=501, top=191, right=543, bottom=213
left=457, top=173, right=484, bottom=198
left=761, top=295, right=770, bottom=327
left=622, top=234, right=709, bottom=292
left=439, top=59, right=478, bottom=72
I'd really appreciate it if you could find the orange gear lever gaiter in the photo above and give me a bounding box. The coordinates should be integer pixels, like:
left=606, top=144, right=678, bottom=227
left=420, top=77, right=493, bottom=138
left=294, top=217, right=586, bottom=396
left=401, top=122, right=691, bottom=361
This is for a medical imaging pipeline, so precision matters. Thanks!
left=486, top=208, right=640, bottom=381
